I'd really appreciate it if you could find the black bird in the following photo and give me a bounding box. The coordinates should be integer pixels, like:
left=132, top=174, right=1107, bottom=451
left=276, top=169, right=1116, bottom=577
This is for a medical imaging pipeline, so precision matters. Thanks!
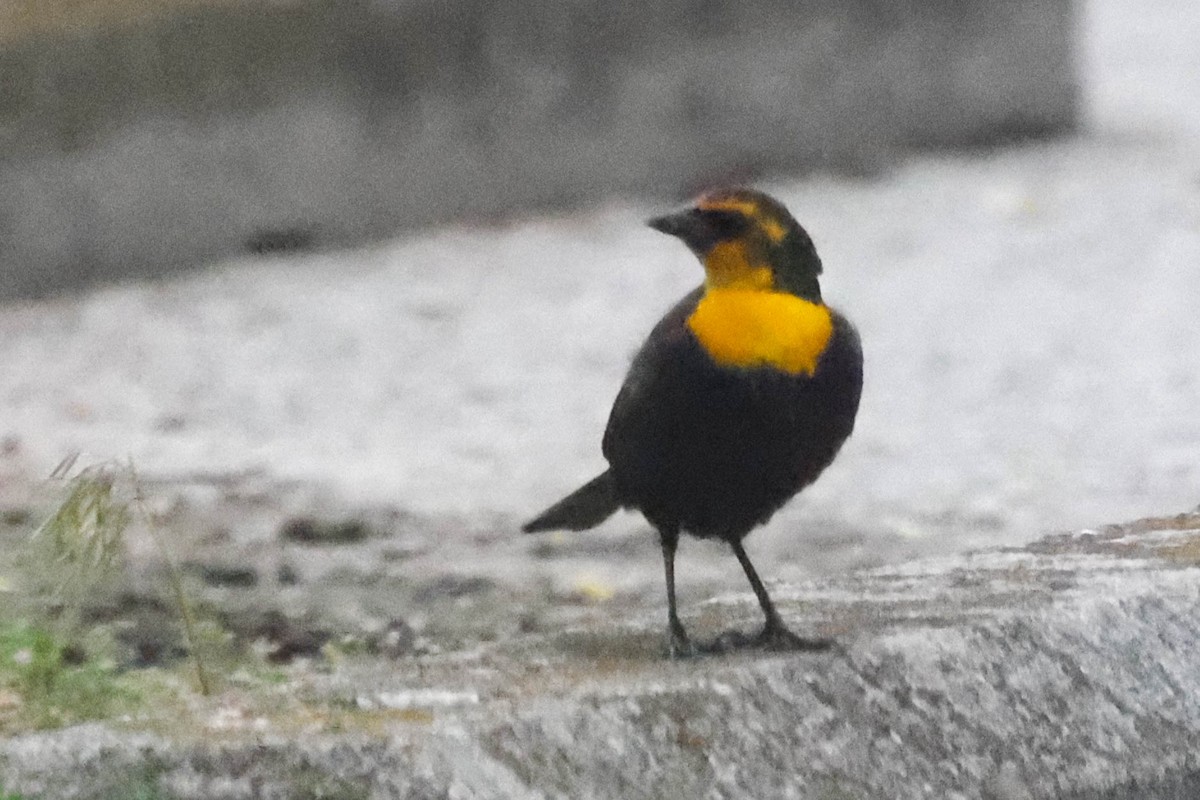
left=524, top=188, right=863, bottom=656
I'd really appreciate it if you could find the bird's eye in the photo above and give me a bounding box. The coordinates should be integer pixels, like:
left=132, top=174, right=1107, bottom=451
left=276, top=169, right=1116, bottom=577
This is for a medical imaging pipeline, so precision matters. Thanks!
left=701, top=210, right=748, bottom=239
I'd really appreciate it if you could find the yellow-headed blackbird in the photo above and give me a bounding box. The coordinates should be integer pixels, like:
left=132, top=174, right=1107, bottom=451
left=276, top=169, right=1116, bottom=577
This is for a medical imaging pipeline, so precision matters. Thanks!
left=524, top=188, right=863, bottom=656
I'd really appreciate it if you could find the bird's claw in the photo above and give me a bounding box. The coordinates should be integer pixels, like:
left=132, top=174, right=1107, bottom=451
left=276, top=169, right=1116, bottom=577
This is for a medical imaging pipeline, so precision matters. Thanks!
left=667, top=627, right=698, bottom=660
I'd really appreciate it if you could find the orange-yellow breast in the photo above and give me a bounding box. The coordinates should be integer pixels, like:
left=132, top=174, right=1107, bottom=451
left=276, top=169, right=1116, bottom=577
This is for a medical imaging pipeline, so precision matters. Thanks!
left=686, top=288, right=834, bottom=376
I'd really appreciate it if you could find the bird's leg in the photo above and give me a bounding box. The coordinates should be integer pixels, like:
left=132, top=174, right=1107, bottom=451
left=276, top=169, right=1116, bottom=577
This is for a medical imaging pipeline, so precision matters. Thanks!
left=659, top=526, right=695, bottom=658
left=730, top=540, right=833, bottom=652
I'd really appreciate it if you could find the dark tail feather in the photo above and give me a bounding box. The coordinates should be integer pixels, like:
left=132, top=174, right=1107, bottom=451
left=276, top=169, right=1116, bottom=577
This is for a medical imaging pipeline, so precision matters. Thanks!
left=522, top=470, right=619, bottom=533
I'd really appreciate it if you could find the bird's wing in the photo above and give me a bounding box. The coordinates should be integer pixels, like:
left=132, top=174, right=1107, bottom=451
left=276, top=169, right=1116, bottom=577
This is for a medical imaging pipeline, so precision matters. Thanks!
left=601, top=286, right=705, bottom=463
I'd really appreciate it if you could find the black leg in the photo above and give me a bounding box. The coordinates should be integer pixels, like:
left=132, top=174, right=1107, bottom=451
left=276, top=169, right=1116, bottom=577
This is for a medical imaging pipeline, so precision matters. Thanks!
left=730, top=539, right=787, bottom=631
left=730, top=539, right=832, bottom=652
left=660, top=526, right=694, bottom=658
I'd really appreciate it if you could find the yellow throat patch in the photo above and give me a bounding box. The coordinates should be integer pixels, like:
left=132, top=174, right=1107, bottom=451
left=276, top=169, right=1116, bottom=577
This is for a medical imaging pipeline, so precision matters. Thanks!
left=682, top=197, right=831, bottom=375
left=686, top=289, right=833, bottom=376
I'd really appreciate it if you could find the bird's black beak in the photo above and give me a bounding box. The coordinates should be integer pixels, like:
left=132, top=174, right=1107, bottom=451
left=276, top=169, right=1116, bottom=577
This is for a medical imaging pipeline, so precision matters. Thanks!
left=647, top=209, right=707, bottom=248
left=652, top=209, right=700, bottom=237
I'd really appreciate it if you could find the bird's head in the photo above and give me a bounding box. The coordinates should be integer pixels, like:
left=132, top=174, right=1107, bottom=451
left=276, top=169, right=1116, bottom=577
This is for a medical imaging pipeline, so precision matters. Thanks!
left=647, top=188, right=823, bottom=302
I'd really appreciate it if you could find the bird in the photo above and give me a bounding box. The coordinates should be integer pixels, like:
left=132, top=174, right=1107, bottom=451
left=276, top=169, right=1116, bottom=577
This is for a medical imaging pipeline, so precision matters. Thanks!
left=523, top=187, right=863, bottom=657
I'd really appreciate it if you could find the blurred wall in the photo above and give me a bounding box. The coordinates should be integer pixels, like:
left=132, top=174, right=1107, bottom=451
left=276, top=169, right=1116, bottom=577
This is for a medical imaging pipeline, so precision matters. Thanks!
left=0, top=0, right=1077, bottom=298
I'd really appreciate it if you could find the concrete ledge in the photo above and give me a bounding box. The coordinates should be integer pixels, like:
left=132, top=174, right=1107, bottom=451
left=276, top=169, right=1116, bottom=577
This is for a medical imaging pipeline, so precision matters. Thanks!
left=0, top=0, right=1077, bottom=298
left=4, top=513, right=1200, bottom=799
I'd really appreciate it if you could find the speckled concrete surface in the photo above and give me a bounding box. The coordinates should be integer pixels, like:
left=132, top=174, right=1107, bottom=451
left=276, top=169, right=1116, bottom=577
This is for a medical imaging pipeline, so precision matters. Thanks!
left=1, top=2, right=1198, bottom=591
left=5, top=515, right=1200, bottom=799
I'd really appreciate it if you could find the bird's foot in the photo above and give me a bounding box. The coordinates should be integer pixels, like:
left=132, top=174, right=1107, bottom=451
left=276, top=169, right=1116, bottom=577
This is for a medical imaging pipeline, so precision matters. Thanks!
left=666, top=626, right=698, bottom=660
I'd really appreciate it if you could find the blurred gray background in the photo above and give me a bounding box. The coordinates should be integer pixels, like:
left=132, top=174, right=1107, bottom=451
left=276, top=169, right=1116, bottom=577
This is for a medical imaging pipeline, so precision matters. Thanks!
left=0, top=0, right=1075, bottom=298
left=0, top=0, right=1197, bottom=593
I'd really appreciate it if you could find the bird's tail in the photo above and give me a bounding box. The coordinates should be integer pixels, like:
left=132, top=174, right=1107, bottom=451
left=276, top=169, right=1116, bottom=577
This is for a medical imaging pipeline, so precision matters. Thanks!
left=522, top=470, right=620, bottom=533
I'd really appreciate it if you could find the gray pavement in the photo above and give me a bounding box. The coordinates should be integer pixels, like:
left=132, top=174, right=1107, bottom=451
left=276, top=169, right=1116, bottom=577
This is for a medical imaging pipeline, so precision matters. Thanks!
left=1, top=0, right=1198, bottom=590
left=6, top=515, right=1200, bottom=799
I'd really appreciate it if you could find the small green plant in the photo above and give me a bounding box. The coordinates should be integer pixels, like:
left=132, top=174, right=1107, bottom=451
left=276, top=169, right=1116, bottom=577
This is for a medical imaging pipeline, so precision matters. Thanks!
left=0, top=619, right=142, bottom=732
left=30, top=456, right=211, bottom=695
left=18, top=626, right=61, bottom=696
left=29, top=455, right=126, bottom=624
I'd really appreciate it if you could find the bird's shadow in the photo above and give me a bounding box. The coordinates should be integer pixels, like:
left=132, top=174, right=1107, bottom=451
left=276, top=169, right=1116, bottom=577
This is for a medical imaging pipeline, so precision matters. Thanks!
left=676, top=628, right=839, bottom=660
